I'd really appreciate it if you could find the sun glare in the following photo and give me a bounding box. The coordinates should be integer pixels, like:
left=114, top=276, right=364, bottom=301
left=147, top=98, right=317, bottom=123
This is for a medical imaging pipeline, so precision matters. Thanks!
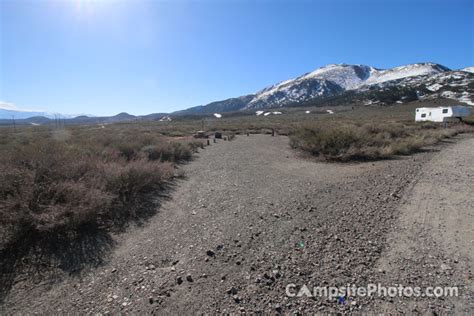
left=69, top=0, right=111, bottom=17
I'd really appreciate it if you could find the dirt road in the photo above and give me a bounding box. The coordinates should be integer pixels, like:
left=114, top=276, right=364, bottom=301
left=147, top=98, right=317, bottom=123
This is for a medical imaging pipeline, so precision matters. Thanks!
left=1, top=134, right=472, bottom=314
left=372, top=136, right=474, bottom=314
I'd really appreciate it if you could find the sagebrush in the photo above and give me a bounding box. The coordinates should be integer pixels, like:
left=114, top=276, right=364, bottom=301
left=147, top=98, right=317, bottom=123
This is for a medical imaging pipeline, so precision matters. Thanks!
left=289, top=122, right=468, bottom=161
left=0, top=125, right=202, bottom=250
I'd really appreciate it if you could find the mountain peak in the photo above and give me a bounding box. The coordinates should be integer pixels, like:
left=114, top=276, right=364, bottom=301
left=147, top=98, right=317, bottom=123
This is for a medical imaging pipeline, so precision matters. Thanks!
left=176, top=62, right=461, bottom=114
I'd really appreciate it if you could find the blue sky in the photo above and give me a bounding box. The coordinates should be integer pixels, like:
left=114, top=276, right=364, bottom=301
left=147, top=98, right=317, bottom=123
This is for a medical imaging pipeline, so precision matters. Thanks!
left=1, top=0, right=473, bottom=116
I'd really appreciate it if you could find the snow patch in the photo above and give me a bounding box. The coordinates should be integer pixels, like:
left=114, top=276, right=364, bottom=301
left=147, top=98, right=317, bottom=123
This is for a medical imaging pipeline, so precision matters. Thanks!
left=461, top=67, right=474, bottom=74
left=427, top=83, right=443, bottom=92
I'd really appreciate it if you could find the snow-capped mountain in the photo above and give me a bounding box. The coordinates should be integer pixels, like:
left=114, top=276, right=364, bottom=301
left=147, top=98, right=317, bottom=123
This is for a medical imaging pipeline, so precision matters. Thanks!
left=245, top=62, right=450, bottom=109
left=364, top=63, right=449, bottom=85
left=177, top=62, right=471, bottom=114
left=246, top=78, right=343, bottom=109
left=461, top=67, right=474, bottom=74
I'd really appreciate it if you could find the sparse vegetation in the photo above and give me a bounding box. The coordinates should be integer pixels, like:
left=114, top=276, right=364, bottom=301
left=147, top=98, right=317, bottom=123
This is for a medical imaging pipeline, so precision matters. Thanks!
left=289, top=122, right=467, bottom=161
left=1, top=100, right=472, bottom=293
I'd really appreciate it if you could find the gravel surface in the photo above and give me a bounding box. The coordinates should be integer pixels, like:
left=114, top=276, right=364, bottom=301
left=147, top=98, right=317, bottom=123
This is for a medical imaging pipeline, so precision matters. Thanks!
left=1, top=134, right=472, bottom=314
left=370, top=136, right=474, bottom=314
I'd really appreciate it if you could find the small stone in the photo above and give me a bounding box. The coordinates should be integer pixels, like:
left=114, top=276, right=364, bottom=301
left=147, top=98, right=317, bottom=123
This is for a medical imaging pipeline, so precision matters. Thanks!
left=227, top=287, right=238, bottom=295
left=186, top=274, right=194, bottom=282
left=111, top=268, right=117, bottom=273
left=206, top=250, right=215, bottom=257
left=440, top=263, right=451, bottom=271
left=273, top=270, right=282, bottom=278
left=274, top=304, right=282, bottom=313
left=176, top=276, right=183, bottom=285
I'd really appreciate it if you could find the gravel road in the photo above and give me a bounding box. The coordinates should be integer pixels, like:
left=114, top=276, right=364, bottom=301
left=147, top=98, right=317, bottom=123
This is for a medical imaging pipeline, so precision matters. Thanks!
left=371, top=136, right=474, bottom=314
left=1, top=134, right=472, bottom=314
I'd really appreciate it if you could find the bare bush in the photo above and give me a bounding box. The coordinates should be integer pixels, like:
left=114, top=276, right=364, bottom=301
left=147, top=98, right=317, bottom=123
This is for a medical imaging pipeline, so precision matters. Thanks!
left=290, top=122, right=462, bottom=161
left=0, top=126, right=196, bottom=252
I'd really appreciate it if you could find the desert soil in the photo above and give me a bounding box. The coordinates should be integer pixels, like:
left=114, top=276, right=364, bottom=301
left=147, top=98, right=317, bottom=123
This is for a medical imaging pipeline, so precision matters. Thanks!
left=1, top=134, right=472, bottom=314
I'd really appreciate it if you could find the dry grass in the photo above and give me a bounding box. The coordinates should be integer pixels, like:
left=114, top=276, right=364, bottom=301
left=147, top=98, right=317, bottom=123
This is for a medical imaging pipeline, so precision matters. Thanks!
left=289, top=122, right=466, bottom=161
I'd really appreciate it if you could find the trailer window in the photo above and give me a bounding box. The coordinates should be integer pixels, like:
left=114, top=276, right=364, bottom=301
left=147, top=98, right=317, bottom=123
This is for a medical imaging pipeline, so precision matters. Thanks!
left=421, top=113, right=426, bottom=118
left=442, top=109, right=448, bottom=114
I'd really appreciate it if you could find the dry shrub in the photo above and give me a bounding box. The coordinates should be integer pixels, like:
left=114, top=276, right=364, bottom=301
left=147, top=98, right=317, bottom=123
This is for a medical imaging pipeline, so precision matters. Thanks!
left=104, top=160, right=173, bottom=204
left=290, top=122, right=461, bottom=161
left=140, top=142, right=193, bottom=162
left=0, top=126, right=195, bottom=251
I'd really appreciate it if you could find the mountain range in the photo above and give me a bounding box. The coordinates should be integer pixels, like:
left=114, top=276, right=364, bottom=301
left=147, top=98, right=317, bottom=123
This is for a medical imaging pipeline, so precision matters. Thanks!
left=179, top=63, right=473, bottom=114
left=1, top=62, right=473, bottom=125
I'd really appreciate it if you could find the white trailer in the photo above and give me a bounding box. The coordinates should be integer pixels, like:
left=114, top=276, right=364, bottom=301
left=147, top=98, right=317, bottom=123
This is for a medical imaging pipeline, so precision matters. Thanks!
left=415, top=106, right=471, bottom=122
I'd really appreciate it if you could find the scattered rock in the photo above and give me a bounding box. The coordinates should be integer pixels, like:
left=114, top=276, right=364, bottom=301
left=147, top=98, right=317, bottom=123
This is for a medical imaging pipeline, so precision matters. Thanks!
left=186, top=274, right=194, bottom=282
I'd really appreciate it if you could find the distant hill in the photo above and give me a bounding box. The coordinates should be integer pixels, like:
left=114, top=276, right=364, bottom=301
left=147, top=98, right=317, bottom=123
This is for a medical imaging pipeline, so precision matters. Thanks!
left=0, top=111, right=170, bottom=126
left=173, top=95, right=254, bottom=115
left=2, top=62, right=472, bottom=126
left=0, top=108, right=52, bottom=120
